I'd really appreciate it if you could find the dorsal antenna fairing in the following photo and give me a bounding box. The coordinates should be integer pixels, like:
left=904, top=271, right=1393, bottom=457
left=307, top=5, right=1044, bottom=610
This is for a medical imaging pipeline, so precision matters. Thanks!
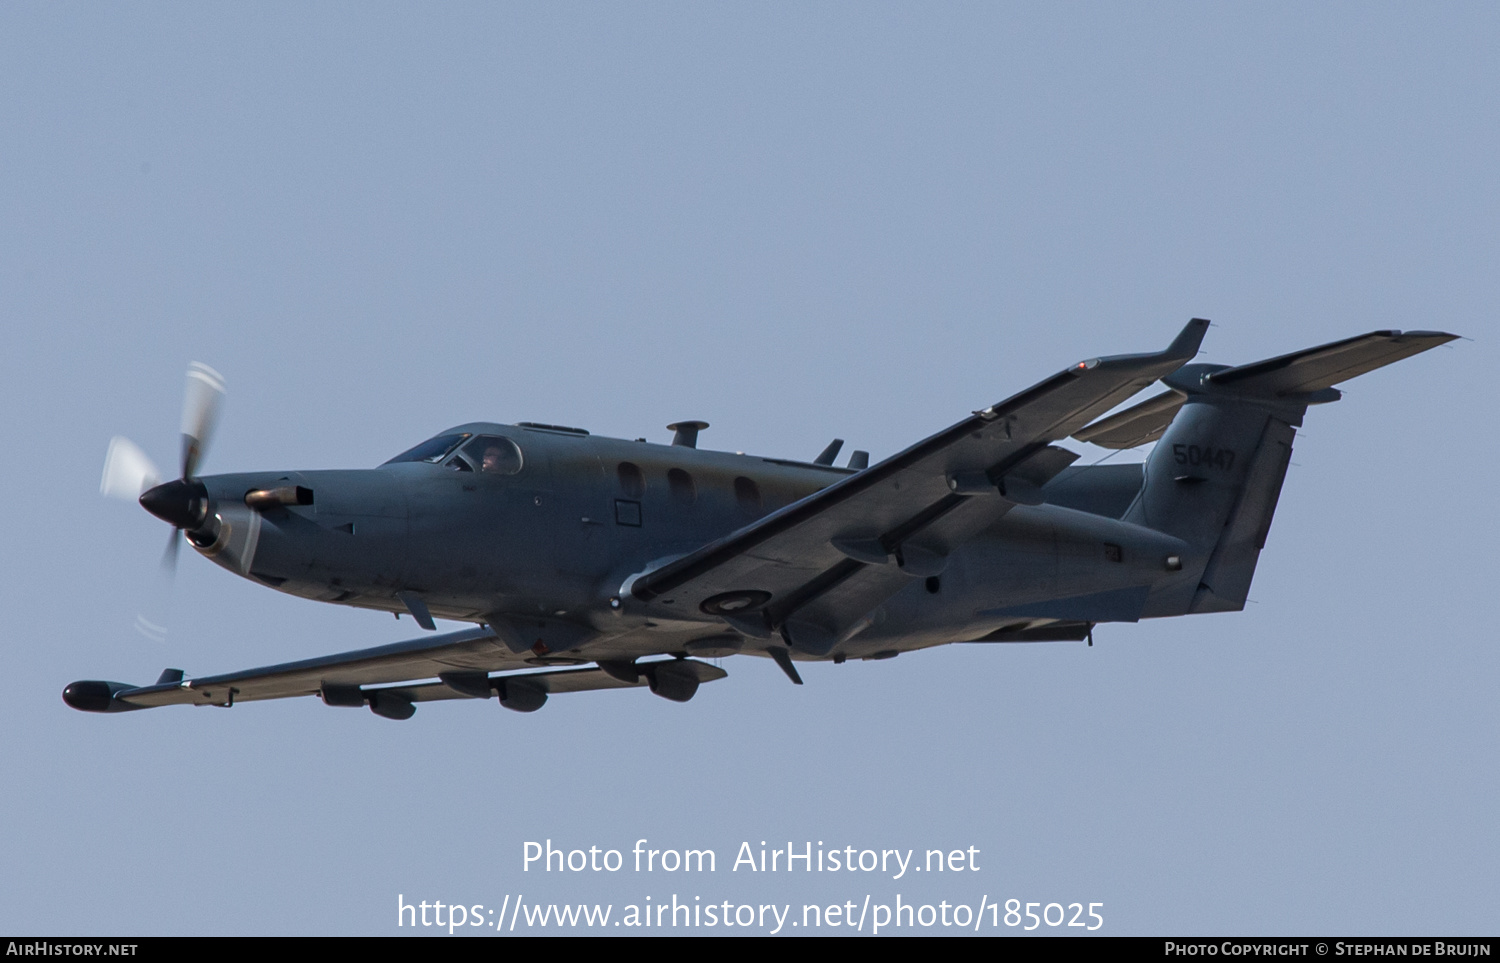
left=667, top=421, right=709, bottom=448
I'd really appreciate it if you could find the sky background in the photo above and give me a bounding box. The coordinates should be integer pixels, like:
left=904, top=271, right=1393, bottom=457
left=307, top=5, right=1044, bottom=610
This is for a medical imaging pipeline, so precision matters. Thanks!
left=1, top=2, right=1495, bottom=936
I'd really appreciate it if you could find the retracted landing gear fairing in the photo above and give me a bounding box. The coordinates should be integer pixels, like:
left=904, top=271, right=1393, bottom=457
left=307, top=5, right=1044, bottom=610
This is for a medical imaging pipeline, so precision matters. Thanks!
left=69, top=322, right=1455, bottom=720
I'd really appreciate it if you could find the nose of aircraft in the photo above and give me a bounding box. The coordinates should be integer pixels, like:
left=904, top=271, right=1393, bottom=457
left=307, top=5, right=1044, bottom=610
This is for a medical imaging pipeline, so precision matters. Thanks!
left=139, top=478, right=210, bottom=530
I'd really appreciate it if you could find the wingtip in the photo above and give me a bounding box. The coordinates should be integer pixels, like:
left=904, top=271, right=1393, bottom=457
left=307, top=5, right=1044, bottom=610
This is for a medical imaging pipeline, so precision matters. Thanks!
left=1396, top=329, right=1461, bottom=343
left=1167, top=318, right=1212, bottom=361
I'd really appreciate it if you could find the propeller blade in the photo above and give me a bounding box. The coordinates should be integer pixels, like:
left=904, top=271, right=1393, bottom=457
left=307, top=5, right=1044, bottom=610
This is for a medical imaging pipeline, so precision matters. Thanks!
left=135, top=533, right=180, bottom=644
left=100, top=436, right=163, bottom=500
left=180, top=361, right=225, bottom=479
left=134, top=613, right=169, bottom=643
left=160, top=527, right=181, bottom=576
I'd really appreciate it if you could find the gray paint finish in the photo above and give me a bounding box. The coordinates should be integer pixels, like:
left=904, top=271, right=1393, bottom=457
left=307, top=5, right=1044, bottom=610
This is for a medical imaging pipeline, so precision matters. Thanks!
left=67, top=325, right=1452, bottom=717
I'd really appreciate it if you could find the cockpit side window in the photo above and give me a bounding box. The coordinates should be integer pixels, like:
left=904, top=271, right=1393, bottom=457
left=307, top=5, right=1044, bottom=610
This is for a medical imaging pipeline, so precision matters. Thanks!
left=451, top=435, right=524, bottom=475
left=383, top=433, right=471, bottom=465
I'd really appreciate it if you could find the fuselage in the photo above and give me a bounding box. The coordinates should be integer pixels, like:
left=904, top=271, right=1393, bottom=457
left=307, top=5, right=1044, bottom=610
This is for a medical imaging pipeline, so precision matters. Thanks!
left=183, top=422, right=1181, bottom=661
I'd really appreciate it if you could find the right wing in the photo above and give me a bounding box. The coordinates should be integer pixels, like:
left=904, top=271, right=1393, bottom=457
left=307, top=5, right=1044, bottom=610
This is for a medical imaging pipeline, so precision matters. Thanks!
left=104, top=626, right=522, bottom=707
left=63, top=624, right=728, bottom=716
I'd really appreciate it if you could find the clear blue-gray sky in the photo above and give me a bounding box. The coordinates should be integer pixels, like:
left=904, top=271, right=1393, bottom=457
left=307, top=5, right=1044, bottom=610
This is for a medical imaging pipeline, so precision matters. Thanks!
left=2, top=3, right=1494, bottom=935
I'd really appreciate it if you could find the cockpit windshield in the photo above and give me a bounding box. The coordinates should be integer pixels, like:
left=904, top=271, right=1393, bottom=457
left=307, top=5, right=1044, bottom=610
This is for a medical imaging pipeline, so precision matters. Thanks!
left=382, top=433, right=471, bottom=465
left=443, top=435, right=524, bottom=475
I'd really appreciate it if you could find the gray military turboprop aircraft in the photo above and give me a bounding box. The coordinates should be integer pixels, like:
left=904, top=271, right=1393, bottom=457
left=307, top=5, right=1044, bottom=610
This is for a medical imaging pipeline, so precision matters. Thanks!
left=67, top=321, right=1454, bottom=720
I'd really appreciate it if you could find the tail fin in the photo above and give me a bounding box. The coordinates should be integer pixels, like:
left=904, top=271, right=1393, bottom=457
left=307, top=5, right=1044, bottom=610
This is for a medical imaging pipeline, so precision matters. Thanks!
left=1076, top=329, right=1457, bottom=617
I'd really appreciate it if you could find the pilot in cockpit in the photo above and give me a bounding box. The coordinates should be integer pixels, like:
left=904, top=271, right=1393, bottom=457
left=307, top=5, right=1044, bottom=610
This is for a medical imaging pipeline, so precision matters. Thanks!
left=457, top=435, right=522, bottom=475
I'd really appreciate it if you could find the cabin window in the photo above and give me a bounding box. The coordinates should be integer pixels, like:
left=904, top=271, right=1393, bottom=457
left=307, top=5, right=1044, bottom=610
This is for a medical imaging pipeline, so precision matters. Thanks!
left=668, top=468, right=696, bottom=505
left=734, top=476, right=762, bottom=514
left=617, top=462, right=645, bottom=498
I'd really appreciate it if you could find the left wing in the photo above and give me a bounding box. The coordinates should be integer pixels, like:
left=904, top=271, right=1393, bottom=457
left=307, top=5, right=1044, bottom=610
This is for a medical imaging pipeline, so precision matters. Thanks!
left=627, top=320, right=1210, bottom=651
left=63, top=625, right=727, bottom=718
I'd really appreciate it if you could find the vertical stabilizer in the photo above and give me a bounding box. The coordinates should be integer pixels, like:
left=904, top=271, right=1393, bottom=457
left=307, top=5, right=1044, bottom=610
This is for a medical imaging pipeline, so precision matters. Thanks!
left=1125, top=395, right=1302, bottom=616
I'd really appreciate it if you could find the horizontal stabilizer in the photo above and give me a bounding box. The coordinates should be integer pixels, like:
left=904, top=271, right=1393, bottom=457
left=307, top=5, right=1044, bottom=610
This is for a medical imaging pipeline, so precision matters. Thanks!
left=963, top=621, right=1093, bottom=643
left=1074, top=329, right=1456, bottom=448
left=1204, top=330, right=1457, bottom=396
left=978, top=585, right=1150, bottom=623
left=1072, top=389, right=1187, bottom=449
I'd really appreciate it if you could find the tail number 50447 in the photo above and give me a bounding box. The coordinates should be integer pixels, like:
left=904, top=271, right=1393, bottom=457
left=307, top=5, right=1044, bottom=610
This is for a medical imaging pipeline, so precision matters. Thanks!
left=1173, top=444, right=1236, bottom=471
